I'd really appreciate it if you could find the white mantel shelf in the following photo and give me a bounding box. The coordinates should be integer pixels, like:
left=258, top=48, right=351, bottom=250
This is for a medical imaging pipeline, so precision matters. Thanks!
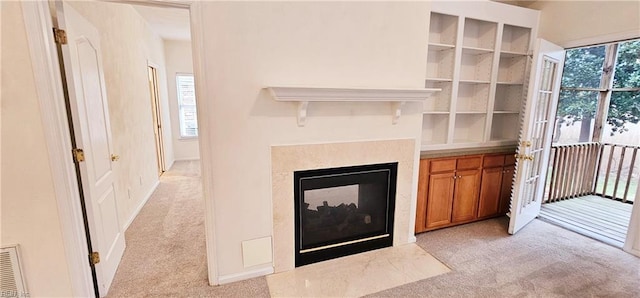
left=267, top=86, right=440, bottom=126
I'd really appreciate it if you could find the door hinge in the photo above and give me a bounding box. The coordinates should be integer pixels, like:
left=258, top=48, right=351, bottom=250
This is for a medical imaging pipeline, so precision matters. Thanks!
left=53, top=28, right=67, bottom=44
left=89, top=252, right=100, bottom=265
left=72, top=148, right=85, bottom=163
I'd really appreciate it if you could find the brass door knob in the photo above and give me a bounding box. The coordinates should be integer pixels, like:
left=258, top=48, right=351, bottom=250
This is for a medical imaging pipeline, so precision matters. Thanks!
left=111, top=154, right=120, bottom=161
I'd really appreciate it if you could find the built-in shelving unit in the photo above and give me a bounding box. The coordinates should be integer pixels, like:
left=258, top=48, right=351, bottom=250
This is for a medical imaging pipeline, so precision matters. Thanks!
left=420, top=2, right=538, bottom=150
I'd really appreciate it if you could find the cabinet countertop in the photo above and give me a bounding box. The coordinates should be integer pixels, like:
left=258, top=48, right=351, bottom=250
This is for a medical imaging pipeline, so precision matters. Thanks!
left=420, top=146, right=517, bottom=159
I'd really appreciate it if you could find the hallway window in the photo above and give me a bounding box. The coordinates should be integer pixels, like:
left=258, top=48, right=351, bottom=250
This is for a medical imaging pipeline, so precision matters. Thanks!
left=176, top=74, right=198, bottom=138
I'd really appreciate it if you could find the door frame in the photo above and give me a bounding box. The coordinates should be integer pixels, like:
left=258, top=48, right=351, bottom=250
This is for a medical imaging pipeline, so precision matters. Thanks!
left=147, top=62, right=167, bottom=176
left=20, top=1, right=219, bottom=296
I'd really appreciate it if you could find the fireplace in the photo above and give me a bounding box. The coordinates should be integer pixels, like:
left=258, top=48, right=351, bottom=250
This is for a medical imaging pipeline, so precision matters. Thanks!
left=294, top=162, right=397, bottom=267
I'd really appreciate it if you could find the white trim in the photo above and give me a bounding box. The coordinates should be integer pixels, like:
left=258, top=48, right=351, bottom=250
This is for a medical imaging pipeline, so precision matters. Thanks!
left=562, top=29, right=640, bottom=49
left=188, top=1, right=220, bottom=285
left=123, top=180, right=160, bottom=231
left=217, top=267, right=274, bottom=285
left=408, top=235, right=417, bottom=243
left=21, top=1, right=94, bottom=297
left=623, top=176, right=640, bottom=257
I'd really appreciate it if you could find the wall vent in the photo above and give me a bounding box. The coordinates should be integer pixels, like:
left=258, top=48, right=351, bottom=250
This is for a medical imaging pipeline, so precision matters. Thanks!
left=1, top=245, right=28, bottom=296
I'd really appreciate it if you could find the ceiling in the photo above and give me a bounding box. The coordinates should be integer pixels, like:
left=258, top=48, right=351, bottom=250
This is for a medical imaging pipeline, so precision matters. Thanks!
left=132, top=1, right=537, bottom=42
left=134, top=5, right=191, bottom=41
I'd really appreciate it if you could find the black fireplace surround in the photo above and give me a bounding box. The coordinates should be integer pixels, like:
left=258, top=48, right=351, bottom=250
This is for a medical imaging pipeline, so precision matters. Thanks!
left=294, top=162, right=397, bottom=267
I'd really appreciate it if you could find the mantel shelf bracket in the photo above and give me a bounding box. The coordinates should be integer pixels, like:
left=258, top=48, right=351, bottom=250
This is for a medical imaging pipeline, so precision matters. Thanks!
left=297, top=101, right=309, bottom=127
left=391, top=101, right=406, bottom=125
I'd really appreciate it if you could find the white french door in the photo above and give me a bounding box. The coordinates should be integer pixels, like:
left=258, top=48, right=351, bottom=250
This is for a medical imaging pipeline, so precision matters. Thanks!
left=508, top=39, right=565, bottom=234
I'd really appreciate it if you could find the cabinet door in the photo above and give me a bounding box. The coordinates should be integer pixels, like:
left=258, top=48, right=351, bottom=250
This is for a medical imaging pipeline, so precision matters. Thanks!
left=426, top=172, right=455, bottom=229
left=478, top=167, right=503, bottom=218
left=415, top=160, right=430, bottom=233
left=499, top=165, right=515, bottom=214
left=452, top=169, right=481, bottom=223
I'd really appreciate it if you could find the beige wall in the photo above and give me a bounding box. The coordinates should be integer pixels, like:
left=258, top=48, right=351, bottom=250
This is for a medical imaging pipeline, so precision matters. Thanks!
left=68, top=1, right=170, bottom=228
left=529, top=0, right=640, bottom=47
left=164, top=40, right=200, bottom=160
left=1, top=2, right=74, bottom=296
left=198, top=2, right=430, bottom=279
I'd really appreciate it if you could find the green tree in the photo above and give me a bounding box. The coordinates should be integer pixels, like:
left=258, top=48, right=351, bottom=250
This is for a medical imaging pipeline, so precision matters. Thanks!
left=555, top=40, right=640, bottom=142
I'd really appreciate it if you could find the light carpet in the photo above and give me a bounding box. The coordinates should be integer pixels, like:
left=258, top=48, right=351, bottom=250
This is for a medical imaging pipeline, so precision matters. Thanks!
left=108, top=161, right=640, bottom=297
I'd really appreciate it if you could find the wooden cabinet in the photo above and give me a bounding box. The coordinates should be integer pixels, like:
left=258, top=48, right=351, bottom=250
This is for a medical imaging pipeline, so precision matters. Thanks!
left=425, top=172, right=455, bottom=228
left=478, top=154, right=516, bottom=219
left=416, top=155, right=482, bottom=232
left=416, top=152, right=514, bottom=233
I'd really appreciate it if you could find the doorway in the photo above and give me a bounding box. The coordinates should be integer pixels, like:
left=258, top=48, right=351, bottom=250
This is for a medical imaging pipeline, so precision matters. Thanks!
left=539, top=39, right=640, bottom=248
left=148, top=65, right=166, bottom=176
left=52, top=0, right=203, bottom=296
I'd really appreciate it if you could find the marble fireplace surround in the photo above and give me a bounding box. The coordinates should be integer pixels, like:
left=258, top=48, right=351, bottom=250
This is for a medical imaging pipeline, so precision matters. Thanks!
left=271, top=139, right=416, bottom=273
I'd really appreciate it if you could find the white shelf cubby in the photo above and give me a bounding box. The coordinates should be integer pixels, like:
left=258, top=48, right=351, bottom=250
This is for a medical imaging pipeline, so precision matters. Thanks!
left=453, top=113, right=486, bottom=143
left=426, top=47, right=456, bottom=81
left=456, top=82, right=489, bottom=113
left=422, top=114, right=450, bottom=145
left=494, top=84, right=524, bottom=112
left=497, top=55, right=527, bottom=84
left=490, top=113, right=520, bottom=141
left=501, top=24, right=531, bottom=54
left=460, top=50, right=494, bottom=82
left=462, top=18, right=497, bottom=50
left=429, top=13, right=458, bottom=46
left=424, top=81, right=452, bottom=113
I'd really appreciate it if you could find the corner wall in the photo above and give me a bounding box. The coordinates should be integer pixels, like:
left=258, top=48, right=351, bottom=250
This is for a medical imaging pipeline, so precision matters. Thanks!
left=1, top=2, right=74, bottom=296
left=529, top=1, right=640, bottom=47
left=164, top=40, right=200, bottom=161
left=198, top=1, right=430, bottom=280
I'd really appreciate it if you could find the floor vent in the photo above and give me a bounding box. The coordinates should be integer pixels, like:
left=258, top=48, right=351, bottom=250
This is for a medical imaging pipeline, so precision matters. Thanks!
left=1, top=245, right=28, bottom=295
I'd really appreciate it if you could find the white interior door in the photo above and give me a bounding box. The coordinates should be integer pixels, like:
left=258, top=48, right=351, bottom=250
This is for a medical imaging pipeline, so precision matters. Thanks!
left=56, top=2, right=125, bottom=296
left=508, top=39, right=565, bottom=234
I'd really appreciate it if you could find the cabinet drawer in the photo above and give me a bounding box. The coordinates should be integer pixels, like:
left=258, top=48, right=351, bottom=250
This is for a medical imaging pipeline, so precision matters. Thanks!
left=483, top=155, right=505, bottom=168
left=456, top=156, right=482, bottom=170
left=429, top=159, right=456, bottom=173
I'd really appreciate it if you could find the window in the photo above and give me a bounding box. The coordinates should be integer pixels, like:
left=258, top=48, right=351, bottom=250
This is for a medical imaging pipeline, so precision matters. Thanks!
left=554, top=45, right=605, bottom=144
left=176, top=74, right=198, bottom=138
left=553, top=39, right=640, bottom=145
left=605, top=40, right=640, bottom=146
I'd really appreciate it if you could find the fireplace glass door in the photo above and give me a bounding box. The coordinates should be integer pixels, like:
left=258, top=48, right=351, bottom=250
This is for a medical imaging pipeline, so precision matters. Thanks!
left=294, top=162, right=397, bottom=266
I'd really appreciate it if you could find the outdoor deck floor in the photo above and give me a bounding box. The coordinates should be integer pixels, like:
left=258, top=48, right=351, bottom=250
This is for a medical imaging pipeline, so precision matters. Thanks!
left=539, top=195, right=633, bottom=248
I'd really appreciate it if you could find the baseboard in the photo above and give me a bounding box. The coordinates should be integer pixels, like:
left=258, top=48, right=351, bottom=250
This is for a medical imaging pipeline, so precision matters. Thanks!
left=408, top=235, right=417, bottom=243
left=123, top=180, right=160, bottom=231
left=217, top=267, right=274, bottom=285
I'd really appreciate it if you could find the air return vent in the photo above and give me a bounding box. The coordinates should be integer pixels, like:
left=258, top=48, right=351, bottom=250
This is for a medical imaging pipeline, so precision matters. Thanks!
left=1, top=245, right=28, bottom=296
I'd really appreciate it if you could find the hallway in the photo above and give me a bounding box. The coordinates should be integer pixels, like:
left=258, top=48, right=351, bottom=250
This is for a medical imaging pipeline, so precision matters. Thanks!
left=107, top=161, right=205, bottom=296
